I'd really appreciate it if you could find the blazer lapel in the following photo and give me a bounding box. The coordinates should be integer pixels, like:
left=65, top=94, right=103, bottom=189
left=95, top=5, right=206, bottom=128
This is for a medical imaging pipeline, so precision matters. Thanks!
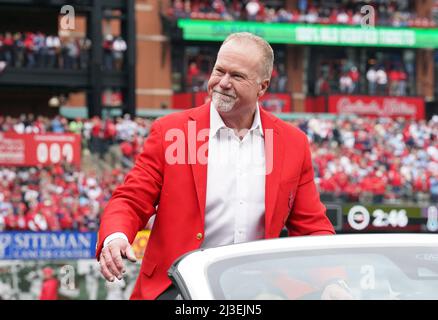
left=186, top=103, right=210, bottom=226
left=260, top=108, right=284, bottom=237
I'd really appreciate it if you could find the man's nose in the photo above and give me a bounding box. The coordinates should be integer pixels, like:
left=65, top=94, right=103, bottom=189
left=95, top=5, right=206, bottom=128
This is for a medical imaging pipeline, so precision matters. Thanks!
left=219, top=74, right=232, bottom=89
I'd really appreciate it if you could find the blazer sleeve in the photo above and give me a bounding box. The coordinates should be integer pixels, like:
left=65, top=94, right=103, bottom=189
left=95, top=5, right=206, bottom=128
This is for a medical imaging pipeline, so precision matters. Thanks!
left=286, top=136, right=335, bottom=236
left=96, top=120, right=165, bottom=258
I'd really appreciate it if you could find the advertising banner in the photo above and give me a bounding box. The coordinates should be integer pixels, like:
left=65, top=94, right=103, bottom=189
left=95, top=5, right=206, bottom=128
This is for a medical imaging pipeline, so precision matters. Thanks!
left=0, top=132, right=81, bottom=167
left=327, top=95, right=425, bottom=119
left=327, top=204, right=438, bottom=233
left=178, top=19, right=438, bottom=49
left=0, top=232, right=97, bottom=260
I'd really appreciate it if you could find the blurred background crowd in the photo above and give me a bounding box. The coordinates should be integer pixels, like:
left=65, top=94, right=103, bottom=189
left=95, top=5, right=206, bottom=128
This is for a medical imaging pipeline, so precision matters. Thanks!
left=0, top=113, right=153, bottom=232
left=0, top=32, right=126, bottom=71
left=167, top=0, right=437, bottom=27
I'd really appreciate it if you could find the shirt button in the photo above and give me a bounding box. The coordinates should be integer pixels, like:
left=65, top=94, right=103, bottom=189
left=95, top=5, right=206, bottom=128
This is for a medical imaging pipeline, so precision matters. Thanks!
left=196, top=233, right=203, bottom=240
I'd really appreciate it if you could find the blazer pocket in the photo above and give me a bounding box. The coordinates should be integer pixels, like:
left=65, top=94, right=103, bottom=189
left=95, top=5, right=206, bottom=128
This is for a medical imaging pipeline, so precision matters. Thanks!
left=141, top=260, right=157, bottom=277
left=270, top=179, right=299, bottom=234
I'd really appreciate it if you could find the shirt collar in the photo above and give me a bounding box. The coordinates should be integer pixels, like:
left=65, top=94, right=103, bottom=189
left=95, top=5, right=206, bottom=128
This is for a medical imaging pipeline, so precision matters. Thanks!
left=209, top=103, right=264, bottom=138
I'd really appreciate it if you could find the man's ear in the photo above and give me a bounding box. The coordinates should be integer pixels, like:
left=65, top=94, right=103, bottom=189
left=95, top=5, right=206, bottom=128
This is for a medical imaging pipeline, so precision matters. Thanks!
left=257, top=79, right=270, bottom=98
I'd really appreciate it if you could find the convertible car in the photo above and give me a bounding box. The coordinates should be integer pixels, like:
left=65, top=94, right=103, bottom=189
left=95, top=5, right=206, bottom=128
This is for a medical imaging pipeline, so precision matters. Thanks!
left=168, top=234, right=438, bottom=300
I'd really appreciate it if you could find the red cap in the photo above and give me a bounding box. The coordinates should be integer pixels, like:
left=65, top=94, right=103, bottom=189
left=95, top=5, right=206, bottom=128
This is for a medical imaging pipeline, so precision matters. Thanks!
left=42, top=267, right=54, bottom=277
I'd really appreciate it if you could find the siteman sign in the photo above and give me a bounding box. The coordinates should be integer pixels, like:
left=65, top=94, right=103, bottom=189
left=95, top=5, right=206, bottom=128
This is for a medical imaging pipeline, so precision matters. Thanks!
left=0, top=232, right=97, bottom=260
left=177, top=19, right=438, bottom=48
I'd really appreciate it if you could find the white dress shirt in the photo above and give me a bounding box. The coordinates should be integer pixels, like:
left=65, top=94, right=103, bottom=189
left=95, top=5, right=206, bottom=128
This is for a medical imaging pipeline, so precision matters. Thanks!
left=104, top=104, right=266, bottom=248
left=202, top=103, right=266, bottom=248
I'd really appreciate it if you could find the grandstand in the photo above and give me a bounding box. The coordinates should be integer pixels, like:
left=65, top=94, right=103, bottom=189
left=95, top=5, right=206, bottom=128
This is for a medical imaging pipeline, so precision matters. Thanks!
left=0, top=0, right=136, bottom=117
left=0, top=0, right=437, bottom=300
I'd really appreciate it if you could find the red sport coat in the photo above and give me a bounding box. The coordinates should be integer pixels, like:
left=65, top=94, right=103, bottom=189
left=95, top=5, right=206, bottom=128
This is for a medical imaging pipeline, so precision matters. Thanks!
left=96, top=103, right=335, bottom=299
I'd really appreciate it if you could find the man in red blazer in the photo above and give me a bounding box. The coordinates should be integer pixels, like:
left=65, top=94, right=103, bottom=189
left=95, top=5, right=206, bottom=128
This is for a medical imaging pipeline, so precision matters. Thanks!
left=97, top=32, right=336, bottom=300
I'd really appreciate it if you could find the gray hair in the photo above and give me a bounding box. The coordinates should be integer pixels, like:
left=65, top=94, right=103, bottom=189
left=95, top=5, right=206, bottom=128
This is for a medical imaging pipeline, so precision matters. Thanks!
left=221, top=32, right=274, bottom=81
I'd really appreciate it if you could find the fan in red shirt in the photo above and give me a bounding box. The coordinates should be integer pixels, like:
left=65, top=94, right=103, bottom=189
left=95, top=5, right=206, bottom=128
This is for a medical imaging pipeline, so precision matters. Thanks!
left=91, top=116, right=103, bottom=138
left=344, top=182, right=361, bottom=202
left=413, top=173, right=430, bottom=193
left=120, top=140, right=135, bottom=168
left=333, top=171, right=349, bottom=200
left=371, top=172, right=386, bottom=203
left=57, top=205, right=74, bottom=230
left=329, top=9, right=339, bottom=24
left=40, top=267, right=59, bottom=300
left=42, top=205, right=61, bottom=231
left=4, top=210, right=16, bottom=230
left=319, top=173, right=339, bottom=194
left=212, top=0, right=226, bottom=16
left=388, top=165, right=403, bottom=196
left=104, top=118, right=117, bottom=143
left=15, top=205, right=28, bottom=231
left=388, top=69, right=401, bottom=96
left=359, top=174, right=375, bottom=194
left=348, top=67, right=359, bottom=94
left=187, top=61, right=200, bottom=89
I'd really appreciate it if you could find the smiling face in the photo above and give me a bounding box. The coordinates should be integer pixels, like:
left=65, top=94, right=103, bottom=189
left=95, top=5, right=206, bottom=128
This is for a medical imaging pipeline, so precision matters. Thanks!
left=207, top=39, right=270, bottom=115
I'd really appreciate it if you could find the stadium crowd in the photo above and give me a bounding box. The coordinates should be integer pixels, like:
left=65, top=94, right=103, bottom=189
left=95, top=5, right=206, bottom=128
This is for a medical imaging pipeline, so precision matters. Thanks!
left=0, top=163, right=129, bottom=232
left=166, top=0, right=436, bottom=28
left=0, top=113, right=437, bottom=231
left=316, top=62, right=410, bottom=96
left=0, top=32, right=127, bottom=71
left=0, top=113, right=153, bottom=232
left=292, top=115, right=438, bottom=204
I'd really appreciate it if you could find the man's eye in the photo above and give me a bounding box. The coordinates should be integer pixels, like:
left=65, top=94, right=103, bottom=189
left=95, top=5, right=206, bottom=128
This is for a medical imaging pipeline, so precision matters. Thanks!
left=215, top=69, right=225, bottom=74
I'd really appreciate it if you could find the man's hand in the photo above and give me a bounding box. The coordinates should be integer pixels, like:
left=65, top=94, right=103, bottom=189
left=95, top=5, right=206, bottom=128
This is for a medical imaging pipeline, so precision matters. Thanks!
left=99, top=238, right=137, bottom=282
left=321, top=280, right=355, bottom=300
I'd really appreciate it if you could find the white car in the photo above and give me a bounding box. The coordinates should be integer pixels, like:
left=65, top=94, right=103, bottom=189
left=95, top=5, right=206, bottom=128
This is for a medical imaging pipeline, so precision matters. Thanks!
left=168, top=234, right=438, bottom=300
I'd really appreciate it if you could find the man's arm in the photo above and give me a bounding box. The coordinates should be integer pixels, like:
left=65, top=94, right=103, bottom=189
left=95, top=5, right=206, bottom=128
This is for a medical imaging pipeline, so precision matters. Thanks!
left=97, top=120, right=165, bottom=280
left=286, top=135, right=335, bottom=236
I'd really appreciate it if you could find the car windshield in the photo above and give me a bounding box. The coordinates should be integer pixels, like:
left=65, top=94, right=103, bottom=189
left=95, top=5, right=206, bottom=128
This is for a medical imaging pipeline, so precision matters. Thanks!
left=206, top=247, right=438, bottom=300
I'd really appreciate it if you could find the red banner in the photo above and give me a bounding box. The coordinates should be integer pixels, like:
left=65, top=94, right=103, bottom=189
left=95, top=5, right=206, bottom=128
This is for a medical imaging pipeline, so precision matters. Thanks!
left=305, top=96, right=327, bottom=113
left=0, top=133, right=81, bottom=167
left=328, top=95, right=425, bottom=120
left=172, top=92, right=292, bottom=112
